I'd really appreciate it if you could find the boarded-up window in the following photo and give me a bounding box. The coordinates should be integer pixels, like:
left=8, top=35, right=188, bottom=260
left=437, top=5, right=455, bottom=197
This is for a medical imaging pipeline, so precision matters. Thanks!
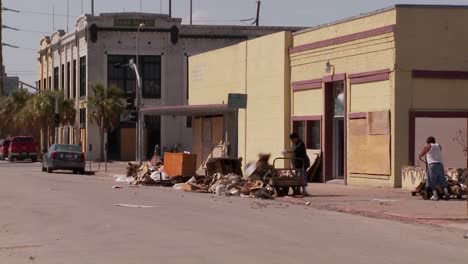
left=348, top=111, right=390, bottom=175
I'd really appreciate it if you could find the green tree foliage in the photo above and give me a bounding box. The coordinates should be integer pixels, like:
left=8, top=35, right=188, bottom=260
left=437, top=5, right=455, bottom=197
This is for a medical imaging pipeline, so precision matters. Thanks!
left=87, top=82, right=124, bottom=161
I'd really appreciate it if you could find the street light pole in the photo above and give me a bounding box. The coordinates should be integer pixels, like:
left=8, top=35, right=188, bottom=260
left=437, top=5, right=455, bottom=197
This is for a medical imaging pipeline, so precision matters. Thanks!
left=136, top=23, right=145, bottom=165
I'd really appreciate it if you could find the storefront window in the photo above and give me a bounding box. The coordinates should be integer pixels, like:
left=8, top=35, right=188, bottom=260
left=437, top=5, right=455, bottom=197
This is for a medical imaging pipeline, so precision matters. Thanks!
left=306, top=120, right=321, bottom=149
left=293, top=120, right=321, bottom=150
left=293, top=121, right=305, bottom=141
left=334, top=82, right=344, bottom=117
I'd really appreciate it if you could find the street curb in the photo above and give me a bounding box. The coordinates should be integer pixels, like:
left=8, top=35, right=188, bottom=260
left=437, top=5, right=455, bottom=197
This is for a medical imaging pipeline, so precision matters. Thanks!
left=276, top=197, right=468, bottom=229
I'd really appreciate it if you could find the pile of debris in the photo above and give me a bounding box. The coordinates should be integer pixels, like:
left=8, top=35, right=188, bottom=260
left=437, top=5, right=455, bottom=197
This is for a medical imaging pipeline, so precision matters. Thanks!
left=119, top=161, right=170, bottom=185
left=118, top=153, right=307, bottom=200
left=174, top=173, right=276, bottom=199
left=412, top=178, right=468, bottom=200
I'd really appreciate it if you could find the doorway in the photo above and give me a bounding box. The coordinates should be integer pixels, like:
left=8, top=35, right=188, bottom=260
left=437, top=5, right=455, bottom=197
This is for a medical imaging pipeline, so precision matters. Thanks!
left=324, top=80, right=345, bottom=181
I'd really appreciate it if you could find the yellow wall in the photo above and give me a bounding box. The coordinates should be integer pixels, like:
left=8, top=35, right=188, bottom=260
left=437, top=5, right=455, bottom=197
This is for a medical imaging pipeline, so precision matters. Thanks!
left=412, top=79, right=468, bottom=110
left=189, top=32, right=292, bottom=166
left=293, top=89, right=323, bottom=116
left=290, top=9, right=397, bottom=187
left=294, top=9, right=396, bottom=46
left=350, top=80, right=392, bottom=113
left=393, top=6, right=468, bottom=187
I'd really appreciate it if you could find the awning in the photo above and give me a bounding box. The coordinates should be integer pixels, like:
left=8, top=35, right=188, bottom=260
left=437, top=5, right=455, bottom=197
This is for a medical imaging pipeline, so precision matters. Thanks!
left=140, top=104, right=235, bottom=116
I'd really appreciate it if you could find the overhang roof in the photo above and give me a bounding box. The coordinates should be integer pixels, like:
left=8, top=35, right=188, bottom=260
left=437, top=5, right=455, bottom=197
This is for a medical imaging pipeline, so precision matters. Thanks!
left=140, top=104, right=235, bottom=116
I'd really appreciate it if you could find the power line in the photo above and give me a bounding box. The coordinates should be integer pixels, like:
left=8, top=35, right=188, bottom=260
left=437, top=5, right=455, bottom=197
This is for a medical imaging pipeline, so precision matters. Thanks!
left=6, top=8, right=78, bottom=18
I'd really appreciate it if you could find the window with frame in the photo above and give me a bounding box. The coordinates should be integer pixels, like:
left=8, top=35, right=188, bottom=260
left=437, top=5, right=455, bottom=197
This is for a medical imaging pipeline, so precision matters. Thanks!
left=292, top=119, right=321, bottom=150
left=61, top=64, right=65, bottom=92
left=79, top=56, right=86, bottom=97
left=107, top=55, right=136, bottom=95
left=48, top=76, right=51, bottom=90
left=66, top=62, right=70, bottom=98
left=107, top=55, right=161, bottom=98
left=53, top=67, right=59, bottom=91
left=141, top=56, right=161, bottom=98
left=73, top=59, right=77, bottom=98
left=79, top=108, right=86, bottom=128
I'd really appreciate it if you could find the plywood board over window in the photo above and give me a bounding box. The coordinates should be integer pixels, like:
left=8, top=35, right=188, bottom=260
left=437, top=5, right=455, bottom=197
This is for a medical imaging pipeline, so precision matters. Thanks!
left=348, top=110, right=391, bottom=175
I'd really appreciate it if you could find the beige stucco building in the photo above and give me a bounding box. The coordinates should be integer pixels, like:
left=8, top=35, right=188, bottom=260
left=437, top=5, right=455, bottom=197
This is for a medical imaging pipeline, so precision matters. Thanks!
left=188, top=32, right=293, bottom=168
left=188, top=5, right=468, bottom=187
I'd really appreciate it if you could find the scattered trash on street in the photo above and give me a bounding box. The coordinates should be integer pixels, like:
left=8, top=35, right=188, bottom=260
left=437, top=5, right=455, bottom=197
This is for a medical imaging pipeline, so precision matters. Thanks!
left=372, top=199, right=398, bottom=202
left=114, top=204, right=160, bottom=208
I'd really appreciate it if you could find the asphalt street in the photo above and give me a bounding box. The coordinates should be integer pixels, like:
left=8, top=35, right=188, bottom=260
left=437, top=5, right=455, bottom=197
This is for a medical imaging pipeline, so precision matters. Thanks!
left=0, top=161, right=467, bottom=264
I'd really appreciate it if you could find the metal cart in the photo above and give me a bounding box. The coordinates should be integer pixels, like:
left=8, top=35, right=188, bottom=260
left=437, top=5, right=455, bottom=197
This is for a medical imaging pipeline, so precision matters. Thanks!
left=271, top=157, right=306, bottom=196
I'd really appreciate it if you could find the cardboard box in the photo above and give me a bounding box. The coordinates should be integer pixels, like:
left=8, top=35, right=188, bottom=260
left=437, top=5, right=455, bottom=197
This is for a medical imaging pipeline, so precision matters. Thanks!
left=164, top=153, right=197, bottom=177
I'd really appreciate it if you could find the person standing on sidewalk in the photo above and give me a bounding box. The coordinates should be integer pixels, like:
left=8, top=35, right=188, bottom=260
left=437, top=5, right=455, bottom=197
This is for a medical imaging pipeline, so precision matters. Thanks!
left=285, top=133, right=310, bottom=195
left=419, top=136, right=450, bottom=201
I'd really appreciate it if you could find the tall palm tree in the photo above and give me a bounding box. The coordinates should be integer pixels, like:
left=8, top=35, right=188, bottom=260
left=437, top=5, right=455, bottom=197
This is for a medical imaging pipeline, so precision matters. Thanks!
left=18, top=91, right=76, bottom=151
left=0, top=89, right=32, bottom=136
left=87, top=82, right=124, bottom=161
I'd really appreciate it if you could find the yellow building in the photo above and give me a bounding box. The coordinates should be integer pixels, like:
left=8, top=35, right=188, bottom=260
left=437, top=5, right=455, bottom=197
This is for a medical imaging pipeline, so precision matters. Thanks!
left=188, top=32, right=293, bottom=168
left=189, top=5, right=468, bottom=187
left=290, top=5, right=468, bottom=187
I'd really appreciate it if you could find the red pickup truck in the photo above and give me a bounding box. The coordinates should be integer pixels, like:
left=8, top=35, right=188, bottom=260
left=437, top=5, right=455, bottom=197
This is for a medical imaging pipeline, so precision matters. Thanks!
left=8, top=136, right=38, bottom=162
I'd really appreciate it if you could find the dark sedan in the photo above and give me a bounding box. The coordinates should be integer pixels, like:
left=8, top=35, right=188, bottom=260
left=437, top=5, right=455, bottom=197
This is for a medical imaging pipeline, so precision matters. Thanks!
left=42, top=144, right=85, bottom=174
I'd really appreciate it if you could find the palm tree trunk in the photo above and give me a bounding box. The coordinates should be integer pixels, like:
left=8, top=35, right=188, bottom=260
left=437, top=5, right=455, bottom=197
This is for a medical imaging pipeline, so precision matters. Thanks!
left=51, top=125, right=56, bottom=145
left=99, top=117, right=104, bottom=162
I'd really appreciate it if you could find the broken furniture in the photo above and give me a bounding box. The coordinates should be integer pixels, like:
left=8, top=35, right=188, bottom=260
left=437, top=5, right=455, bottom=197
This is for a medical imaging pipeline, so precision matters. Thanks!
left=205, top=157, right=243, bottom=177
left=163, top=152, right=197, bottom=178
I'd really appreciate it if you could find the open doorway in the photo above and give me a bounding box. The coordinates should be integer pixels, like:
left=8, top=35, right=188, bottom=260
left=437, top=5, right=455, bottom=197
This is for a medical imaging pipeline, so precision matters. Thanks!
left=324, top=80, right=345, bottom=181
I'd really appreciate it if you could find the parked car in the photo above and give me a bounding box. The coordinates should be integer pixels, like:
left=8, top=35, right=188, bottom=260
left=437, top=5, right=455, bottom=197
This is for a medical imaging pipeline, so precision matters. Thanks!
left=8, top=136, right=38, bottom=162
left=42, top=144, right=85, bottom=174
left=0, top=138, right=11, bottom=160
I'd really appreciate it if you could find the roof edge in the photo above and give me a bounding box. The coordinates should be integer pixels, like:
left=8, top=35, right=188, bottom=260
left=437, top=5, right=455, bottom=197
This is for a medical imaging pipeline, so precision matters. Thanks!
left=294, top=4, right=468, bottom=36
left=293, top=6, right=395, bottom=36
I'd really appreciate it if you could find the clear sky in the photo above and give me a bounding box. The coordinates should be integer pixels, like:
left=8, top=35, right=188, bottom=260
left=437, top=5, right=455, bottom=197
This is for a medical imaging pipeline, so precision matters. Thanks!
left=3, top=0, right=468, bottom=85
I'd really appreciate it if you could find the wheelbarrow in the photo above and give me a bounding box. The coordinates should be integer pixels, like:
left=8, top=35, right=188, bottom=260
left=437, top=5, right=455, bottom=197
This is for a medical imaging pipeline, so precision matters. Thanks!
left=271, top=157, right=306, bottom=196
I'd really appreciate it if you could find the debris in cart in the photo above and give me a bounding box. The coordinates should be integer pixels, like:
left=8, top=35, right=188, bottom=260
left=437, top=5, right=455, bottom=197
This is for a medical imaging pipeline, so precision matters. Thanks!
left=412, top=178, right=467, bottom=200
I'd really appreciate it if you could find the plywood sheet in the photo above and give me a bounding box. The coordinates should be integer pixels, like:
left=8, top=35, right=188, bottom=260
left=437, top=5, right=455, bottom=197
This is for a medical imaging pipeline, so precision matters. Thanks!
left=349, top=118, right=367, bottom=136
left=348, top=119, right=391, bottom=175
left=202, top=118, right=212, bottom=143
left=192, top=118, right=203, bottom=169
left=211, top=117, right=224, bottom=146
left=120, top=128, right=136, bottom=161
left=367, top=110, right=389, bottom=135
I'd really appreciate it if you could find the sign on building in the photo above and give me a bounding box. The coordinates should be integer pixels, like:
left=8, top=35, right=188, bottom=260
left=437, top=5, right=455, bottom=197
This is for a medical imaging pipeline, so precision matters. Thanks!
left=228, top=93, right=247, bottom=109
left=114, top=19, right=156, bottom=27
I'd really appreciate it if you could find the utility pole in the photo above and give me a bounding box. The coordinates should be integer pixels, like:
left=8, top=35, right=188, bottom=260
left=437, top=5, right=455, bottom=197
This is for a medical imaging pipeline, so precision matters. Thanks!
left=52, top=5, right=55, bottom=32
left=67, top=0, right=70, bottom=32
left=0, top=0, right=4, bottom=97
left=169, top=0, right=172, bottom=17
left=255, top=1, right=261, bottom=26
left=190, top=0, right=193, bottom=25
left=91, top=0, right=94, bottom=16
left=81, top=0, right=84, bottom=14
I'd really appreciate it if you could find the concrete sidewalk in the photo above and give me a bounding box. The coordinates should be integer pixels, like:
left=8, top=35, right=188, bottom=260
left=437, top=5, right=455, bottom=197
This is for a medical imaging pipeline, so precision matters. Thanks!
left=86, top=161, right=129, bottom=177
left=280, top=183, right=468, bottom=231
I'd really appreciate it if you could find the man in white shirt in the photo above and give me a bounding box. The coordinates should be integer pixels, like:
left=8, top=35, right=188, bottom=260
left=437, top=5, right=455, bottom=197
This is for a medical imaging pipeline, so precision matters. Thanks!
left=419, top=136, right=450, bottom=201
